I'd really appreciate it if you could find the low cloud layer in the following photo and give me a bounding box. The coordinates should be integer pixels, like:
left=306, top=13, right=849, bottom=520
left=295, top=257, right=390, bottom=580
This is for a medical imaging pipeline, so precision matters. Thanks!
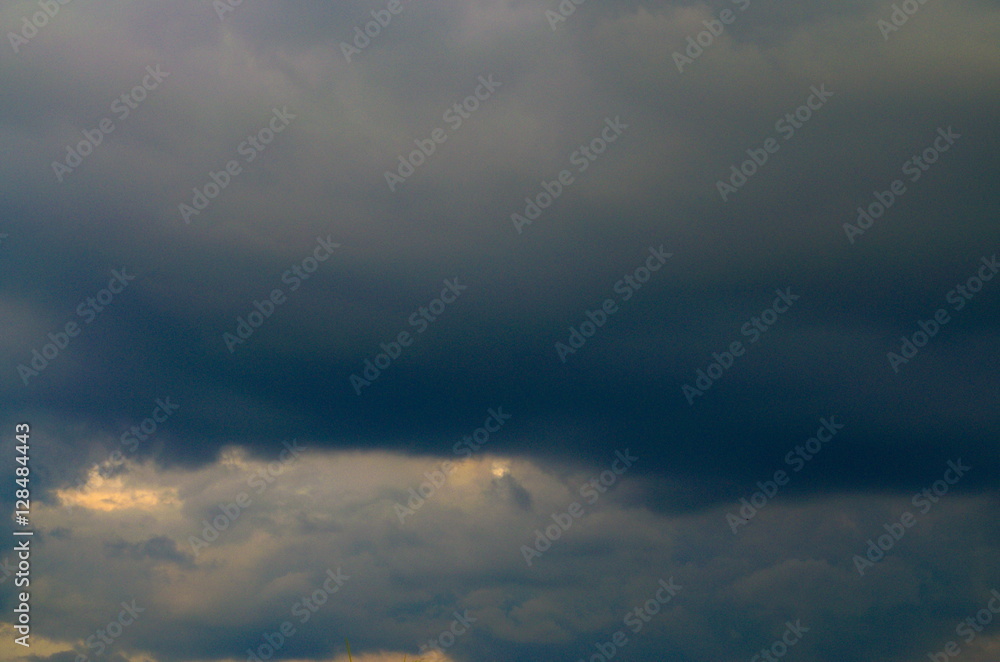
left=3, top=449, right=999, bottom=662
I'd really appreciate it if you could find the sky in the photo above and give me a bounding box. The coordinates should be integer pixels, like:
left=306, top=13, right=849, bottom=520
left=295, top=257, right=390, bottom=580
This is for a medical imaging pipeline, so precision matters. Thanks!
left=0, top=0, right=998, bottom=660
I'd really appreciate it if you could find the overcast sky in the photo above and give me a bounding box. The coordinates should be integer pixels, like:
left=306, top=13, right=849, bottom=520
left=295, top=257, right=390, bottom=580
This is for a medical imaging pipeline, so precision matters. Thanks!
left=1, top=0, right=998, bottom=661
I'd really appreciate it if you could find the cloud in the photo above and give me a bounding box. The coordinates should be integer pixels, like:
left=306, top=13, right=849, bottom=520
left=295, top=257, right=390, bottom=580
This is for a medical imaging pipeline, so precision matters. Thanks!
left=0, top=447, right=990, bottom=661
left=1, top=0, right=998, bottom=659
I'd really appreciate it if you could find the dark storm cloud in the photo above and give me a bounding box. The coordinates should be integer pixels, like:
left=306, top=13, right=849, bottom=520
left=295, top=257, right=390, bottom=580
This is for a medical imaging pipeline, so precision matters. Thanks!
left=0, top=0, right=995, bottom=509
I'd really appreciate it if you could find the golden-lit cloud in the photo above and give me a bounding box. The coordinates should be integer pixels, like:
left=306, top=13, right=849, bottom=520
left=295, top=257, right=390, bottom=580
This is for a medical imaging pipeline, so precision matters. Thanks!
left=55, top=466, right=181, bottom=512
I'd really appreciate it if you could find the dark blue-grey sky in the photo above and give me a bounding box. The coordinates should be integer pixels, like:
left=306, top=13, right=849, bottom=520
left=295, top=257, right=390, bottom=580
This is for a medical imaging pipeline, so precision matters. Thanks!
left=1, top=0, right=998, bottom=661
